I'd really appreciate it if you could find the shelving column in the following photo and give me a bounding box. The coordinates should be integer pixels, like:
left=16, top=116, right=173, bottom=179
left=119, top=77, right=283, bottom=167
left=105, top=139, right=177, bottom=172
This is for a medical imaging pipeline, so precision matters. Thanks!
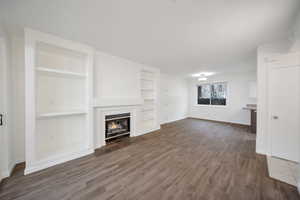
left=25, top=29, right=94, bottom=174
left=140, top=69, right=160, bottom=134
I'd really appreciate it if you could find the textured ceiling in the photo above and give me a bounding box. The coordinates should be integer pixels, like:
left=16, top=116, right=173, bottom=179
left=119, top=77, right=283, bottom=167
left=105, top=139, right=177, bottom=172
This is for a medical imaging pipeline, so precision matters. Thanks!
left=0, top=0, right=299, bottom=75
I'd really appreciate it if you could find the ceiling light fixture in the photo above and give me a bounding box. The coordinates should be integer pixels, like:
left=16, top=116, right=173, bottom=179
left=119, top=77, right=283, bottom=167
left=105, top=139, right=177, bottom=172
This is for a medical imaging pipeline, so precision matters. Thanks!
left=198, top=76, right=208, bottom=81
left=197, top=74, right=208, bottom=81
left=192, top=72, right=215, bottom=77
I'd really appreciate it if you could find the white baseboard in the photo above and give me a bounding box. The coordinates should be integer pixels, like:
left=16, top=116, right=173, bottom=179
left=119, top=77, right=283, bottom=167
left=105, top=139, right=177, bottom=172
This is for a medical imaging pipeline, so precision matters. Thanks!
left=256, top=148, right=266, bottom=156
left=160, top=116, right=188, bottom=125
left=0, top=160, right=19, bottom=180
left=95, top=140, right=106, bottom=150
left=94, top=126, right=161, bottom=150
left=188, top=116, right=250, bottom=126
left=24, top=148, right=94, bottom=175
left=1, top=168, right=12, bottom=179
left=138, top=126, right=161, bottom=136
left=255, top=146, right=271, bottom=157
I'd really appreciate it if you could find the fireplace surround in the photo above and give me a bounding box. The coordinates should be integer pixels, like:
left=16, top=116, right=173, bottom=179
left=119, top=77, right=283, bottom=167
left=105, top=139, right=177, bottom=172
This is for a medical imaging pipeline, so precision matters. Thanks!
left=94, top=105, right=140, bottom=148
left=105, top=113, right=130, bottom=141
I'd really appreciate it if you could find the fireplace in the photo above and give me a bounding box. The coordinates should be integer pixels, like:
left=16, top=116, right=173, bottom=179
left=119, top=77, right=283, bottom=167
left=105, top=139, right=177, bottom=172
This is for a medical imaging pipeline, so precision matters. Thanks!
left=105, top=113, right=130, bottom=141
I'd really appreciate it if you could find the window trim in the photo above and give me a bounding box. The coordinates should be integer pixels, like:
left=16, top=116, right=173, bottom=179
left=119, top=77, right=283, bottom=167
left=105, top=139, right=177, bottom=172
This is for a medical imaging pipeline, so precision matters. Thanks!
left=196, top=82, right=228, bottom=107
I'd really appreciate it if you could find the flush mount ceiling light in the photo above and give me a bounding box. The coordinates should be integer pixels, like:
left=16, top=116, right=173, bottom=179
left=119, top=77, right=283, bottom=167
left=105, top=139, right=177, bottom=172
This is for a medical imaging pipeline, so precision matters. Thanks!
left=191, top=72, right=214, bottom=81
left=192, top=72, right=215, bottom=77
left=198, top=75, right=208, bottom=81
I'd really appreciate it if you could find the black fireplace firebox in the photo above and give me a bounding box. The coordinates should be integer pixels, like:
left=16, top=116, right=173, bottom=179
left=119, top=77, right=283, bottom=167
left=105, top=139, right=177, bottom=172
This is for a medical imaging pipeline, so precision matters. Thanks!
left=105, top=113, right=130, bottom=141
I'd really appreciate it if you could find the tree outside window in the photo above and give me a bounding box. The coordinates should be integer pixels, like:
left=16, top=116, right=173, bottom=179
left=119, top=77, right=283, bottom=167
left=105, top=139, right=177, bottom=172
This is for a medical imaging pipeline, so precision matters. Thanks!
left=198, top=82, right=227, bottom=106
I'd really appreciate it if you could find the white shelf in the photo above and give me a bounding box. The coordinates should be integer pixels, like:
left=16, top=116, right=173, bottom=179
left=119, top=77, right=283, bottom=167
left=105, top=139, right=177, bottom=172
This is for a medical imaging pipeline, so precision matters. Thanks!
left=140, top=78, right=154, bottom=82
left=37, top=110, right=88, bottom=119
left=36, top=67, right=87, bottom=78
left=141, top=69, right=154, bottom=73
left=141, top=88, right=154, bottom=91
left=141, top=71, right=155, bottom=78
left=143, top=97, right=155, bottom=101
left=143, top=100, right=155, bottom=103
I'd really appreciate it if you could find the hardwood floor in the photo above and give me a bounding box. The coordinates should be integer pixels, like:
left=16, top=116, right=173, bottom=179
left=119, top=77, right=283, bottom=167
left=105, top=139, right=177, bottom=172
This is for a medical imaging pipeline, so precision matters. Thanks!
left=0, top=119, right=299, bottom=200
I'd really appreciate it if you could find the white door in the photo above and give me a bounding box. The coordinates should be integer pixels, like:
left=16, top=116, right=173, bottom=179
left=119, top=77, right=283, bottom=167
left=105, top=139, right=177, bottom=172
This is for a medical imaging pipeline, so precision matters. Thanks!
left=269, top=62, right=300, bottom=162
left=0, top=38, right=5, bottom=181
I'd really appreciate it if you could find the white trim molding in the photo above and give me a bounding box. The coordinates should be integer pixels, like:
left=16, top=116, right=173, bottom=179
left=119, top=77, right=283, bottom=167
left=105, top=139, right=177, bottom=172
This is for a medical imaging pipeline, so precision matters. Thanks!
left=93, top=97, right=143, bottom=108
left=24, top=148, right=94, bottom=175
left=160, top=116, right=188, bottom=125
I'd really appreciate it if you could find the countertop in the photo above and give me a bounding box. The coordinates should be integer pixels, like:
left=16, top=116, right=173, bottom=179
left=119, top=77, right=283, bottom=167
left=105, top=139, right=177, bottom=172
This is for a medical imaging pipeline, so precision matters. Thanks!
left=243, top=104, right=257, bottom=111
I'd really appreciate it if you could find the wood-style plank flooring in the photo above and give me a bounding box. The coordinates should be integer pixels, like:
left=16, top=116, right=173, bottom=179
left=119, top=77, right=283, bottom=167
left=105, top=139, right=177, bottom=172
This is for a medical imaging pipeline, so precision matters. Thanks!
left=0, top=119, right=299, bottom=200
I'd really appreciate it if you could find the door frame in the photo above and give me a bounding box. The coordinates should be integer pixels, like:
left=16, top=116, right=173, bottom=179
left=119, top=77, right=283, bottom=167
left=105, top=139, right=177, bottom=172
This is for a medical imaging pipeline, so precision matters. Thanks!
left=0, top=36, right=9, bottom=181
left=267, top=53, right=300, bottom=162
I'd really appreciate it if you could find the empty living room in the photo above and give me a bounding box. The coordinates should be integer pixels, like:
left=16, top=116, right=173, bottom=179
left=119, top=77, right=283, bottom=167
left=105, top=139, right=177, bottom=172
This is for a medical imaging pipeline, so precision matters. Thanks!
left=1, top=0, right=300, bottom=199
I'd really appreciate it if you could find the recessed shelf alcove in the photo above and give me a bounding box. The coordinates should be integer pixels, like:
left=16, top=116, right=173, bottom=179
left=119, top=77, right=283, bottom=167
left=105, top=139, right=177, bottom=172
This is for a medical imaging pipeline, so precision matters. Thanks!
left=25, top=29, right=94, bottom=174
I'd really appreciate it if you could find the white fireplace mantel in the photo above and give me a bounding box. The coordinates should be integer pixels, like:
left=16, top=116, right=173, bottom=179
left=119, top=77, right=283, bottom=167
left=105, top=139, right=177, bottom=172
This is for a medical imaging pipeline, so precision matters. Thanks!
left=93, top=97, right=143, bottom=108
left=94, top=105, right=140, bottom=149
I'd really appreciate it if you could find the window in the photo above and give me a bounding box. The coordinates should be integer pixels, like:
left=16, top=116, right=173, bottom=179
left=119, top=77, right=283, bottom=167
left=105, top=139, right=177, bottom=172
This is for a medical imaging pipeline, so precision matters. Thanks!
left=197, top=82, right=227, bottom=106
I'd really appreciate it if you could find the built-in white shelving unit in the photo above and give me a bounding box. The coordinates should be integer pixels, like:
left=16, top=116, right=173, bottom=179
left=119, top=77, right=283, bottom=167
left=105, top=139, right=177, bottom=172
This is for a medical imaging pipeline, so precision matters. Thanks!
left=25, top=29, right=94, bottom=174
left=140, top=69, right=160, bottom=134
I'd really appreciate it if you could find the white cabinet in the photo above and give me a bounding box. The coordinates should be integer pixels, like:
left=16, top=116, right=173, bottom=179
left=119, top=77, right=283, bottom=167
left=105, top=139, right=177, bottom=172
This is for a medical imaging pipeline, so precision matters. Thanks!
left=25, top=29, right=94, bottom=174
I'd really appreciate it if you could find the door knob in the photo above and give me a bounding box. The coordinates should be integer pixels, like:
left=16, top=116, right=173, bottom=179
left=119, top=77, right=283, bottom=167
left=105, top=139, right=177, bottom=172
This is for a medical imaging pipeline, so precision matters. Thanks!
left=272, top=116, right=279, bottom=119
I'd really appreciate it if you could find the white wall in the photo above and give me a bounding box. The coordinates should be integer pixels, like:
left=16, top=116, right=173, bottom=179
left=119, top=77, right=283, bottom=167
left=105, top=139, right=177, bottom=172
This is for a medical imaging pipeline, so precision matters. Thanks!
left=188, top=71, right=257, bottom=125
left=2, top=36, right=26, bottom=164
left=160, top=74, right=188, bottom=124
left=94, top=52, right=142, bottom=104
left=290, top=11, right=300, bottom=51
left=10, top=37, right=25, bottom=163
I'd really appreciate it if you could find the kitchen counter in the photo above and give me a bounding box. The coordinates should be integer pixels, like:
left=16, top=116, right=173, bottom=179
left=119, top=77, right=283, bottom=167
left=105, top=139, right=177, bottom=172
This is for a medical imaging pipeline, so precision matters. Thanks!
left=243, top=104, right=257, bottom=133
left=243, top=104, right=257, bottom=111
